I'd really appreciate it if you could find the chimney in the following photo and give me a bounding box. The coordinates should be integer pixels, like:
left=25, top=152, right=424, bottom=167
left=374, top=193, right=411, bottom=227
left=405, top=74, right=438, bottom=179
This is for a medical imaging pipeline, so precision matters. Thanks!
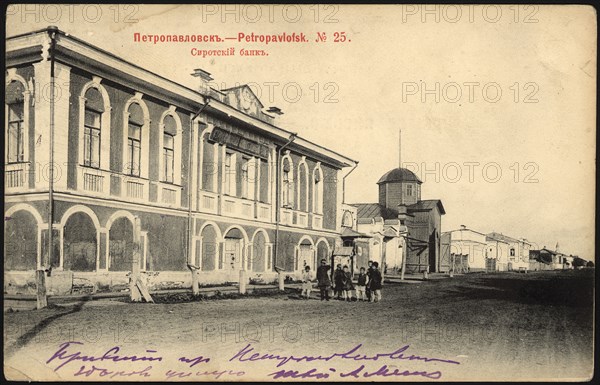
left=397, top=204, right=409, bottom=224
left=191, top=68, right=214, bottom=94
left=266, top=106, right=283, bottom=115
left=460, top=225, right=466, bottom=230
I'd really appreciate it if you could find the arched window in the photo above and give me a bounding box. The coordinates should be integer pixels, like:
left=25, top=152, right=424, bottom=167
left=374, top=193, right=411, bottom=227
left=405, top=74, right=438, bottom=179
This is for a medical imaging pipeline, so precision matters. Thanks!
left=83, top=87, right=104, bottom=168
left=162, top=115, right=177, bottom=183
left=6, top=80, right=26, bottom=163
left=282, top=155, right=294, bottom=208
left=316, top=240, right=330, bottom=269
left=241, top=157, right=250, bottom=198
left=79, top=80, right=111, bottom=172
left=200, top=127, right=217, bottom=192
left=251, top=230, right=267, bottom=272
left=126, top=103, right=144, bottom=177
left=297, top=161, right=308, bottom=211
left=313, top=165, right=323, bottom=214
left=200, top=224, right=219, bottom=271
left=109, top=217, right=133, bottom=271
left=4, top=209, right=38, bottom=270
left=342, top=211, right=353, bottom=227
left=224, top=152, right=235, bottom=195
left=63, top=212, right=97, bottom=272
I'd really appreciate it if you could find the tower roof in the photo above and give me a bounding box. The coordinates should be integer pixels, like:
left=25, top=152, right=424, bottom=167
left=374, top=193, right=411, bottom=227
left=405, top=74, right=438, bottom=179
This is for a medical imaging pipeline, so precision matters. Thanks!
left=377, top=168, right=422, bottom=184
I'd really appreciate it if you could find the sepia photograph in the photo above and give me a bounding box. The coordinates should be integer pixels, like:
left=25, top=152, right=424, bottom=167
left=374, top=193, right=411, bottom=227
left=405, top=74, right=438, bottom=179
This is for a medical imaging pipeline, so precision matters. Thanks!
left=3, top=3, right=596, bottom=381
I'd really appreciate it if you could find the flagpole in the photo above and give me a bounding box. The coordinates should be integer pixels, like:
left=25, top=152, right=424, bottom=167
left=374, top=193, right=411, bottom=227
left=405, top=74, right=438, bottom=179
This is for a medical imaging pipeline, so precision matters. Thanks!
left=398, top=128, right=402, bottom=169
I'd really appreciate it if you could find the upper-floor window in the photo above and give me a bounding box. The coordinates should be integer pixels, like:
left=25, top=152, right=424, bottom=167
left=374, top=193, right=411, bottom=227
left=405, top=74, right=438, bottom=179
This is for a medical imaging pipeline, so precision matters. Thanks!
left=241, top=157, right=249, bottom=199
left=224, top=152, right=234, bottom=195
left=313, top=166, right=323, bottom=214
left=7, top=102, right=24, bottom=164
left=282, top=157, right=294, bottom=208
left=126, top=103, right=144, bottom=177
left=162, top=114, right=178, bottom=183
left=127, top=123, right=142, bottom=176
left=406, top=184, right=413, bottom=196
left=510, top=248, right=515, bottom=258
left=79, top=81, right=112, bottom=173
left=201, top=131, right=216, bottom=192
left=83, top=109, right=101, bottom=168
left=163, top=133, right=174, bottom=183
left=82, top=87, right=104, bottom=169
left=298, top=161, right=309, bottom=211
left=6, top=80, right=26, bottom=164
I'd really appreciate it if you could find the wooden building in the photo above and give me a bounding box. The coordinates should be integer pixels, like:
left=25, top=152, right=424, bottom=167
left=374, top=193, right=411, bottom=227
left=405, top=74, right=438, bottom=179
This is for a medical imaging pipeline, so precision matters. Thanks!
left=353, top=167, right=445, bottom=274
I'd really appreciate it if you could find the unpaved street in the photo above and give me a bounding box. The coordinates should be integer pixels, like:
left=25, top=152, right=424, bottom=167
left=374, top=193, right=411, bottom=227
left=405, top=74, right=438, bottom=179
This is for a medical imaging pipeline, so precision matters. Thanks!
left=4, top=270, right=593, bottom=381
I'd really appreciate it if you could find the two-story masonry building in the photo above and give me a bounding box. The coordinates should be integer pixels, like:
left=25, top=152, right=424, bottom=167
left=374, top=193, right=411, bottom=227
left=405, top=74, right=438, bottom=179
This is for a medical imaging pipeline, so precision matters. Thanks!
left=4, top=27, right=357, bottom=294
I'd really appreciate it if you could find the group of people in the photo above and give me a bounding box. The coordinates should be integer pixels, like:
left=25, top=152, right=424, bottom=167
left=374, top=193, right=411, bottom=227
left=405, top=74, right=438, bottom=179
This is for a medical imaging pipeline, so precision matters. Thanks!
left=300, top=259, right=383, bottom=302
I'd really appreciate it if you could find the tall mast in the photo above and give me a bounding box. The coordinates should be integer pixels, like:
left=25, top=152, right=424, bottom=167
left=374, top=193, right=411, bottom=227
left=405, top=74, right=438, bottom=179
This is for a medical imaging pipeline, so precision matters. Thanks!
left=398, top=128, right=402, bottom=169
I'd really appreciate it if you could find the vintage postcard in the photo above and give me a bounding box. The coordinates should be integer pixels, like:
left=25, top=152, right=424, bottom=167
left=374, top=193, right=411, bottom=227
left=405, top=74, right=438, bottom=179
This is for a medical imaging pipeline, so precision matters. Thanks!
left=4, top=3, right=596, bottom=382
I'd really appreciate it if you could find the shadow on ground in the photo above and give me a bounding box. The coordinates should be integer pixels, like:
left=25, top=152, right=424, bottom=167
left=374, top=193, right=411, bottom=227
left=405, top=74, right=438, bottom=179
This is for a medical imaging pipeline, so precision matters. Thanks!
left=439, top=270, right=594, bottom=307
left=4, top=298, right=89, bottom=359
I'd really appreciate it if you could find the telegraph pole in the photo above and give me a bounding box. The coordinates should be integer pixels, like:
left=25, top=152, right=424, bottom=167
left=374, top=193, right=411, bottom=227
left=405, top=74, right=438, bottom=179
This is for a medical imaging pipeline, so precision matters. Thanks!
left=38, top=27, right=59, bottom=309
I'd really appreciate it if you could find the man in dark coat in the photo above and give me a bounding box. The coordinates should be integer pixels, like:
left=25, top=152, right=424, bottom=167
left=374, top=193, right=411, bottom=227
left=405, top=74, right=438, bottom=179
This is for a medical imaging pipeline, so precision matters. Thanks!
left=316, top=259, right=332, bottom=301
left=366, top=260, right=374, bottom=301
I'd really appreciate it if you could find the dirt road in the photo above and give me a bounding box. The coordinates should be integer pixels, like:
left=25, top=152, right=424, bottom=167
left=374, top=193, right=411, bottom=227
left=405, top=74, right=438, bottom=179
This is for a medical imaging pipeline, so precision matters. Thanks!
left=4, top=269, right=593, bottom=381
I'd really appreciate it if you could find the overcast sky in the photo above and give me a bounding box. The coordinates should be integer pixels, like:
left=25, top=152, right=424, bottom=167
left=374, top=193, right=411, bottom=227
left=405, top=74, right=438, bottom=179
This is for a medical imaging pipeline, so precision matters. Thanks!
left=7, top=4, right=596, bottom=258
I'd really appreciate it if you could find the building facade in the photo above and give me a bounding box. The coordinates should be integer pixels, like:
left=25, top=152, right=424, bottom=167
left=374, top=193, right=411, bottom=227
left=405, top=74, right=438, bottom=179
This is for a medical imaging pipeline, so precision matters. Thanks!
left=443, top=226, right=488, bottom=272
left=354, top=167, right=445, bottom=274
left=444, top=227, right=533, bottom=272
left=4, top=28, right=356, bottom=295
left=486, top=232, right=531, bottom=271
left=529, top=247, right=566, bottom=271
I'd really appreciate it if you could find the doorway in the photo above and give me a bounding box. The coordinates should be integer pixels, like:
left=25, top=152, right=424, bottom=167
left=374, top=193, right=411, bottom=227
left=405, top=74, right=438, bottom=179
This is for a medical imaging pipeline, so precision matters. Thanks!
left=224, top=227, right=245, bottom=282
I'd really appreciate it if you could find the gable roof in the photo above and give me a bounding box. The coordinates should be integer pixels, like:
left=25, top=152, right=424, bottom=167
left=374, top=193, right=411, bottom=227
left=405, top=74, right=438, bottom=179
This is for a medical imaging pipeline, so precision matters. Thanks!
left=407, top=200, right=446, bottom=215
left=354, top=199, right=445, bottom=220
left=353, top=203, right=399, bottom=220
left=222, top=84, right=265, bottom=108
left=486, top=235, right=510, bottom=244
left=340, top=227, right=372, bottom=238
left=487, top=232, right=520, bottom=244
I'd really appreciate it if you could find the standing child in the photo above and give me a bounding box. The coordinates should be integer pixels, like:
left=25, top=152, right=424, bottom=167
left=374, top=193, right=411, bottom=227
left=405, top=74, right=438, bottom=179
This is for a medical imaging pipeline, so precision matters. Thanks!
left=370, top=261, right=383, bottom=302
left=301, top=265, right=314, bottom=299
left=342, top=265, right=354, bottom=301
left=356, top=267, right=367, bottom=301
left=333, top=264, right=344, bottom=300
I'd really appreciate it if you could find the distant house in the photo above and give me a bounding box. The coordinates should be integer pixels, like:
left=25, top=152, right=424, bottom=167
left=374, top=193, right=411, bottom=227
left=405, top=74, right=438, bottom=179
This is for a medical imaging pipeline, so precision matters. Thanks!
left=485, top=235, right=510, bottom=272
left=529, top=248, right=565, bottom=270
left=486, top=232, right=531, bottom=271
left=443, top=226, right=488, bottom=272
left=563, top=255, right=575, bottom=269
